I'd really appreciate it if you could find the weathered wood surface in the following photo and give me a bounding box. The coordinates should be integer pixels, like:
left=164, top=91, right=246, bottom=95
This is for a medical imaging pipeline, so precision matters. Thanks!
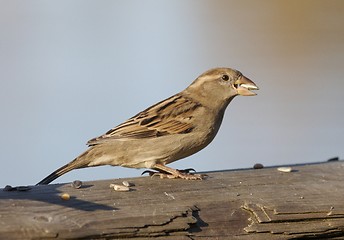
left=1, top=160, right=344, bottom=239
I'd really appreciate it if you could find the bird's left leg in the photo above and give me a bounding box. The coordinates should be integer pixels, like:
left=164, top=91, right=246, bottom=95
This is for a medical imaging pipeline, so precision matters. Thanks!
left=144, top=163, right=205, bottom=180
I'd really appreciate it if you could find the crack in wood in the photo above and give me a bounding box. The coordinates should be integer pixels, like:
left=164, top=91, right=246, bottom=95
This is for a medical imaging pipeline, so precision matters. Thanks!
left=1, top=161, right=344, bottom=239
left=242, top=202, right=344, bottom=239
left=242, top=203, right=272, bottom=223
left=87, top=206, right=199, bottom=239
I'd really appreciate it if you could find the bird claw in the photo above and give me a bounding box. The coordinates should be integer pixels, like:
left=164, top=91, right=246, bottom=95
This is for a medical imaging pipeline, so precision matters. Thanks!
left=177, top=168, right=196, bottom=174
left=141, top=170, right=157, bottom=176
left=141, top=169, right=207, bottom=180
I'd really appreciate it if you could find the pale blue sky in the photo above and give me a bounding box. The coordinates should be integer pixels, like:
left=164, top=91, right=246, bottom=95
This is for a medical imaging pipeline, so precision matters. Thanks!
left=1, top=0, right=343, bottom=186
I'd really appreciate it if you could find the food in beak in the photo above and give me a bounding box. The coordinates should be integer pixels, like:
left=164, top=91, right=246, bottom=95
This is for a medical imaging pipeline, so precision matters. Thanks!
left=234, top=76, right=259, bottom=96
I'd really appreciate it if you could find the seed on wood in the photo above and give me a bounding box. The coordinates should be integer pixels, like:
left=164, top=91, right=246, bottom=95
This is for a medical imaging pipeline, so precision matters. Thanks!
left=253, top=163, right=264, bottom=169
left=71, top=180, right=82, bottom=189
left=327, top=157, right=339, bottom=162
left=277, top=167, right=292, bottom=173
left=122, top=181, right=134, bottom=187
left=3, top=185, right=14, bottom=191
left=60, top=193, right=70, bottom=200
left=110, top=184, right=130, bottom=192
left=3, top=185, right=31, bottom=191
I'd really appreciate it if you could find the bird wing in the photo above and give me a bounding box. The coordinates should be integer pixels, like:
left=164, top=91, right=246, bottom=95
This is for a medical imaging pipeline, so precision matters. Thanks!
left=87, top=94, right=201, bottom=146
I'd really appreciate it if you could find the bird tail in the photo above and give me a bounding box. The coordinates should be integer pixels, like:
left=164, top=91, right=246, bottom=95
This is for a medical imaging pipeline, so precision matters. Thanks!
left=36, top=151, right=91, bottom=185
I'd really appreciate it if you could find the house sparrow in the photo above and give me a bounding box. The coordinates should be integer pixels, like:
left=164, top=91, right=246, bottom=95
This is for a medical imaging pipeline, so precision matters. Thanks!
left=37, top=67, right=258, bottom=185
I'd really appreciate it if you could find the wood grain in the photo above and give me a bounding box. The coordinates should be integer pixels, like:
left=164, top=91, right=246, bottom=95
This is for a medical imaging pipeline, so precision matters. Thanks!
left=1, top=160, right=344, bottom=239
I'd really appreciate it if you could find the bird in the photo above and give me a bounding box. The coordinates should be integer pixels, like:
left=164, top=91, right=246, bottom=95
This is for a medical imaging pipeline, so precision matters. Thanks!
left=37, top=67, right=258, bottom=185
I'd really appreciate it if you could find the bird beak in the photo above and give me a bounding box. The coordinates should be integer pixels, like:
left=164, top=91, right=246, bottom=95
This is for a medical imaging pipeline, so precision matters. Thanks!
left=234, top=76, right=259, bottom=96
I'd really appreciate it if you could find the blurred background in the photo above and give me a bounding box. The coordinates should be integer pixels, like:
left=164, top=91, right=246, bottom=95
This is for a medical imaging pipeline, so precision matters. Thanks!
left=0, top=0, right=343, bottom=186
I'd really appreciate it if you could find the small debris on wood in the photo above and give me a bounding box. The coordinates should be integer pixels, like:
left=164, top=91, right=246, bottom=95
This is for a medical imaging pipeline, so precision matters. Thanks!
left=3, top=185, right=14, bottom=191
left=327, top=157, right=339, bottom=162
left=60, top=193, right=70, bottom=200
left=164, top=192, right=175, bottom=200
left=71, top=180, right=82, bottom=189
left=110, top=184, right=130, bottom=192
left=277, top=167, right=293, bottom=173
left=327, top=206, right=335, bottom=216
left=253, top=163, right=264, bottom=169
left=122, top=181, right=134, bottom=187
left=3, top=185, right=31, bottom=192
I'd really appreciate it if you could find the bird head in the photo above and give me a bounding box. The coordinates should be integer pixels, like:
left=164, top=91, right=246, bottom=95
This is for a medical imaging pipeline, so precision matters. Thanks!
left=186, top=68, right=259, bottom=108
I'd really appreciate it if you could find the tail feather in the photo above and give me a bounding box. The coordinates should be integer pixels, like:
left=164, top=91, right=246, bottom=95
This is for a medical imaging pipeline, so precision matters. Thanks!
left=36, top=157, right=87, bottom=185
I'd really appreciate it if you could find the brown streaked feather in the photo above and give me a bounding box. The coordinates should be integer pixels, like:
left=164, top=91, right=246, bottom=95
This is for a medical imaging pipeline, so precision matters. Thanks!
left=87, top=94, right=201, bottom=146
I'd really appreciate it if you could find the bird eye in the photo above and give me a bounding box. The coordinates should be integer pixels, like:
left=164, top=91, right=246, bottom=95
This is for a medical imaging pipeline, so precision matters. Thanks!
left=221, top=74, right=229, bottom=81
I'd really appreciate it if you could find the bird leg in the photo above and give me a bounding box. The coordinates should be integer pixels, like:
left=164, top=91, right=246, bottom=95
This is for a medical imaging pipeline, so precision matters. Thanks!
left=142, top=163, right=205, bottom=180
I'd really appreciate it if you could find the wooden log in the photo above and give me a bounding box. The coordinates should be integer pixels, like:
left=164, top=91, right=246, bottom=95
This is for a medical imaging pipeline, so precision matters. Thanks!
left=1, top=160, right=344, bottom=239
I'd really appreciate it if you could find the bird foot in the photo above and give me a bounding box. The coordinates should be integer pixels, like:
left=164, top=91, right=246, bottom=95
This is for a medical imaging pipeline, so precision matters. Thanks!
left=142, top=169, right=207, bottom=180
